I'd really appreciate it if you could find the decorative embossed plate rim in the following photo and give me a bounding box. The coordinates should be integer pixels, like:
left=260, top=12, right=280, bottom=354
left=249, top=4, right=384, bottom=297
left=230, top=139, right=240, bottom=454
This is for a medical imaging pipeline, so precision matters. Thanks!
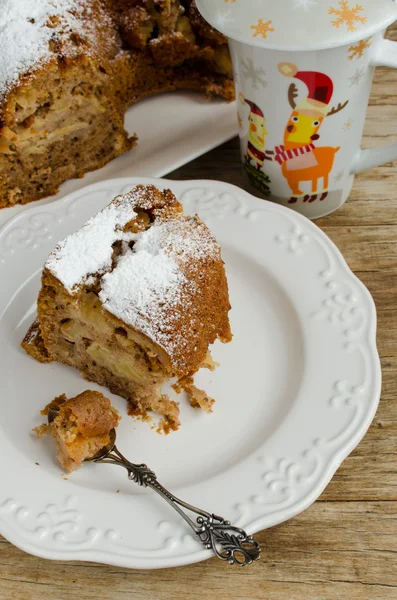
left=0, top=178, right=381, bottom=569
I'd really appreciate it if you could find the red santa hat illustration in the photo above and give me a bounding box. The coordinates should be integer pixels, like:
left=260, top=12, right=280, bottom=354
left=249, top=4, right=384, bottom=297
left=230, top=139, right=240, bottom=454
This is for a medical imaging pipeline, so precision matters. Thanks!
left=244, top=99, right=264, bottom=117
left=278, top=62, right=334, bottom=117
left=239, top=92, right=264, bottom=118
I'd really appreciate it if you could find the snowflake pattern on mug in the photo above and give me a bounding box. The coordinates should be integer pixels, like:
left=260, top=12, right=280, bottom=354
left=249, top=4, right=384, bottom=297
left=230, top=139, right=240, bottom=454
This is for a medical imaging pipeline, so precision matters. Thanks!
left=242, top=58, right=267, bottom=89
left=348, top=37, right=371, bottom=59
left=250, top=19, right=275, bottom=39
left=292, top=0, right=318, bottom=10
left=343, top=118, right=353, bottom=131
left=335, top=171, right=344, bottom=182
left=211, top=9, right=235, bottom=31
left=328, top=1, right=367, bottom=32
left=349, top=66, right=366, bottom=86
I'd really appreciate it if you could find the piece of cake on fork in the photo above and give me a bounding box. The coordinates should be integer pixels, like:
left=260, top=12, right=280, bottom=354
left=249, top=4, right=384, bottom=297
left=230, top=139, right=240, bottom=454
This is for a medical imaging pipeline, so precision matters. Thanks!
left=22, top=184, right=232, bottom=430
left=35, top=390, right=120, bottom=473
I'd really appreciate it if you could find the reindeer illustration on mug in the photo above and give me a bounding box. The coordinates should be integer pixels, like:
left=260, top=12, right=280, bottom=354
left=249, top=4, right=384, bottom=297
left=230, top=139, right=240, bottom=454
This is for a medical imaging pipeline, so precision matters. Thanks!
left=276, top=63, right=348, bottom=203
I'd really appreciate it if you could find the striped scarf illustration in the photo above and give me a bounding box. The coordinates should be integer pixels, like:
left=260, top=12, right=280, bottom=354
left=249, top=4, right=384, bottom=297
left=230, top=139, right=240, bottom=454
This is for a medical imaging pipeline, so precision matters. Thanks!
left=274, top=143, right=315, bottom=165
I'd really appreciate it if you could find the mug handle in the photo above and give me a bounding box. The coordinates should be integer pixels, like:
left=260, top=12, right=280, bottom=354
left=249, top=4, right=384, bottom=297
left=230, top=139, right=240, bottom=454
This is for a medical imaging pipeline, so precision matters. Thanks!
left=351, top=39, right=397, bottom=174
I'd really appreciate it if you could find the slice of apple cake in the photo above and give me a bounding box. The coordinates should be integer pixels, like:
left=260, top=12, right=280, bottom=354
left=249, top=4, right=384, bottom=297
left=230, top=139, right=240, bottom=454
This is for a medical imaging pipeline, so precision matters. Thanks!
left=23, top=184, right=232, bottom=429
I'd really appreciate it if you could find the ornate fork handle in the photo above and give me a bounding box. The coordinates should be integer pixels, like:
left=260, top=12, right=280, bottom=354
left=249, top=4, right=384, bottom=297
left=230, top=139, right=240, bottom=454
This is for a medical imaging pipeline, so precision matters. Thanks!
left=95, top=445, right=261, bottom=566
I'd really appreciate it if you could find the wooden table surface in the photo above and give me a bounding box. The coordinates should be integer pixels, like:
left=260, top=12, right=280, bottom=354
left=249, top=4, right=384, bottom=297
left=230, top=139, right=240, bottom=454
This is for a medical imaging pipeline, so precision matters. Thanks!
left=2, top=32, right=397, bottom=600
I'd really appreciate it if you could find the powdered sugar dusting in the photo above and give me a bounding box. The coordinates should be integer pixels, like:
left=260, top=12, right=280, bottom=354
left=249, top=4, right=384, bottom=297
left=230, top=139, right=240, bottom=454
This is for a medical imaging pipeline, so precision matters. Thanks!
left=46, top=201, right=136, bottom=292
left=135, top=217, right=219, bottom=263
left=0, top=0, right=109, bottom=102
left=99, top=217, right=220, bottom=359
left=100, top=250, right=186, bottom=355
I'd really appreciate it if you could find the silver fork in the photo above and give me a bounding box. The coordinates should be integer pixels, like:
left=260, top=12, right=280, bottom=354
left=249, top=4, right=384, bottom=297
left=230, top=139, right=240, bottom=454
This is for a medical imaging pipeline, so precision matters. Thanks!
left=48, top=409, right=261, bottom=566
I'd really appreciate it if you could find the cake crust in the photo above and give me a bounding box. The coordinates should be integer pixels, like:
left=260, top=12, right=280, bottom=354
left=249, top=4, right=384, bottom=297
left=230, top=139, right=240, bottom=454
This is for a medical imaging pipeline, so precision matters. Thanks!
left=22, top=320, right=53, bottom=363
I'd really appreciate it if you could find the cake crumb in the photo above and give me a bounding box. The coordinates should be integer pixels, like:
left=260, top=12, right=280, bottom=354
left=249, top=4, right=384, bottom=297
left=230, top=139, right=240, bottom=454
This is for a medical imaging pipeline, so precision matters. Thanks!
left=127, top=404, right=152, bottom=423
left=153, top=417, right=179, bottom=436
left=176, top=376, right=215, bottom=412
left=33, top=423, right=49, bottom=438
left=116, top=489, right=120, bottom=493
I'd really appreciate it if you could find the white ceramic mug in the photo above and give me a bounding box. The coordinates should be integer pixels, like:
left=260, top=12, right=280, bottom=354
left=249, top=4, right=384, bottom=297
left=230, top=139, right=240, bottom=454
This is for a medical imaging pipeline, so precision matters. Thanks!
left=196, top=0, right=397, bottom=219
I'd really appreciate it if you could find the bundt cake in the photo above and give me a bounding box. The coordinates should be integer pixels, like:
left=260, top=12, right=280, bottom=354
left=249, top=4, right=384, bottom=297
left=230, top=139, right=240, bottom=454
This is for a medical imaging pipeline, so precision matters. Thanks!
left=0, top=0, right=234, bottom=209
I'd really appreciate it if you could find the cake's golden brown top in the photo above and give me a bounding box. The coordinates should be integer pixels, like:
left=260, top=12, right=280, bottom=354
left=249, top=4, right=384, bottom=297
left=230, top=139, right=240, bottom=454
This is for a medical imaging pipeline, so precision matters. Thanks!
left=41, top=390, right=120, bottom=438
left=43, top=184, right=232, bottom=376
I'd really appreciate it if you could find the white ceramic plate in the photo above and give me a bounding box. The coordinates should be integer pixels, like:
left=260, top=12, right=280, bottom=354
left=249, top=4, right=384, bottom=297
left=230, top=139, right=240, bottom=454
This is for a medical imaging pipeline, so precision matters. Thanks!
left=0, top=93, right=237, bottom=230
left=0, top=178, right=380, bottom=569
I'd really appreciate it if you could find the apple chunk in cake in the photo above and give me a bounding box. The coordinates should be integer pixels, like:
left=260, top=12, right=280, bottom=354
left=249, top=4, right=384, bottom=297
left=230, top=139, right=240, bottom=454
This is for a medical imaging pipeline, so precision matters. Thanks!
left=23, top=185, right=232, bottom=429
